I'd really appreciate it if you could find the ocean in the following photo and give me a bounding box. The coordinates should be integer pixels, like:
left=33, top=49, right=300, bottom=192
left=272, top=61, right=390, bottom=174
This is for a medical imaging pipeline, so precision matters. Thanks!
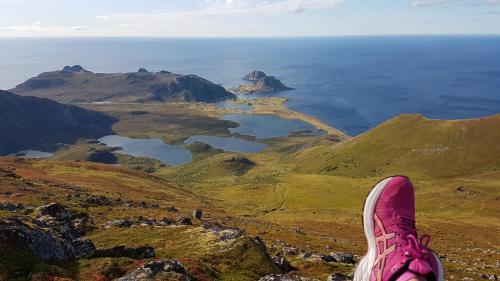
left=1, top=36, right=499, bottom=135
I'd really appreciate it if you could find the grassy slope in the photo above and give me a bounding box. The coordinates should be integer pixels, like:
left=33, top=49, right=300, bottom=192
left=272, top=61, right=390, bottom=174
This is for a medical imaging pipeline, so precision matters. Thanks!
left=2, top=113, right=499, bottom=280
left=155, top=114, right=500, bottom=280
left=0, top=158, right=286, bottom=280
left=294, top=114, right=500, bottom=179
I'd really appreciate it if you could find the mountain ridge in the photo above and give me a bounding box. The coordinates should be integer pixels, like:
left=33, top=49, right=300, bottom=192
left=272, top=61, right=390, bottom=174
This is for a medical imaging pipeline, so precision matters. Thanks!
left=0, top=90, right=116, bottom=155
left=11, top=66, right=236, bottom=103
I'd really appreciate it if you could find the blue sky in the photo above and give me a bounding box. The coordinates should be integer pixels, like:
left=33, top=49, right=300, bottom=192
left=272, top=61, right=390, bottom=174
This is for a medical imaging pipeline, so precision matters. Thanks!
left=0, top=0, right=499, bottom=37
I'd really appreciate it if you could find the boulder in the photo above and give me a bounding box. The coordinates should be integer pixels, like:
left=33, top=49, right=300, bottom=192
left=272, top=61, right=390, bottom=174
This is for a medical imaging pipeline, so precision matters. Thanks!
left=272, top=254, right=294, bottom=273
left=137, top=68, right=149, bottom=73
left=0, top=202, right=24, bottom=211
left=0, top=218, right=76, bottom=262
left=202, top=221, right=243, bottom=241
left=320, top=254, right=335, bottom=262
left=92, top=245, right=155, bottom=259
left=70, top=212, right=96, bottom=236
left=34, top=203, right=72, bottom=220
left=116, top=260, right=190, bottom=281
left=101, top=219, right=134, bottom=229
left=71, top=237, right=96, bottom=258
left=331, top=252, right=355, bottom=264
left=282, top=246, right=299, bottom=256
left=177, top=217, right=192, bottom=226
left=244, top=70, right=267, bottom=81
left=33, top=214, right=80, bottom=241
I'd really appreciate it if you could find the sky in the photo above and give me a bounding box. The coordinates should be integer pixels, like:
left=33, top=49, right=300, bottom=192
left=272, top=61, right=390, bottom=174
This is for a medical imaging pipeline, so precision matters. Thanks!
left=0, top=0, right=499, bottom=37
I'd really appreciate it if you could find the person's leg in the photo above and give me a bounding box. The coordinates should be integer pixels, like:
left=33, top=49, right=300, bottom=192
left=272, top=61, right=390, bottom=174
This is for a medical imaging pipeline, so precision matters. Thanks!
left=352, top=176, right=444, bottom=281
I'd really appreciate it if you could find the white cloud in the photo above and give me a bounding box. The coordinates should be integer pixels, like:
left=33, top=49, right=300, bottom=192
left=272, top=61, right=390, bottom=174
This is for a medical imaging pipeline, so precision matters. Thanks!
left=411, top=0, right=500, bottom=7
left=201, top=0, right=343, bottom=14
left=0, top=22, right=87, bottom=33
left=411, top=0, right=447, bottom=7
left=91, top=0, right=344, bottom=36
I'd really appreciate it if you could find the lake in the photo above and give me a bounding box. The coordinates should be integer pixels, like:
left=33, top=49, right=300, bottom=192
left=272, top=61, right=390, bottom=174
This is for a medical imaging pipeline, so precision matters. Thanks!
left=98, top=135, right=192, bottom=166
left=185, top=135, right=267, bottom=153
left=223, top=114, right=325, bottom=139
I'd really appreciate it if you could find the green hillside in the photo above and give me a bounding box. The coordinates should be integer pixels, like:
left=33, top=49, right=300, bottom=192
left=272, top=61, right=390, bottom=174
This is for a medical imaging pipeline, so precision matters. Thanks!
left=295, top=114, right=500, bottom=179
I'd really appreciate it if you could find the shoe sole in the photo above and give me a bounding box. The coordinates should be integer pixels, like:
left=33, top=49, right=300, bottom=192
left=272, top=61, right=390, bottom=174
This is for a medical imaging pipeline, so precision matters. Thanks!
left=353, top=177, right=393, bottom=281
left=353, top=176, right=444, bottom=281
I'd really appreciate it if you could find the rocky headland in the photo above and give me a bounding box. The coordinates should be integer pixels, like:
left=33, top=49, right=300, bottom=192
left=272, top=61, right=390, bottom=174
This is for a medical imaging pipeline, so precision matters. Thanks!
left=230, top=70, right=293, bottom=94
left=11, top=66, right=236, bottom=103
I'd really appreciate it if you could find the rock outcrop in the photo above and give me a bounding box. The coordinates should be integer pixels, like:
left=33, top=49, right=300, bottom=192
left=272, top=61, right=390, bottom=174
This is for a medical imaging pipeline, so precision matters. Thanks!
left=231, top=71, right=293, bottom=94
left=12, top=66, right=236, bottom=103
left=116, top=260, right=191, bottom=281
left=244, top=70, right=267, bottom=81
left=0, top=203, right=97, bottom=262
left=0, top=218, right=78, bottom=262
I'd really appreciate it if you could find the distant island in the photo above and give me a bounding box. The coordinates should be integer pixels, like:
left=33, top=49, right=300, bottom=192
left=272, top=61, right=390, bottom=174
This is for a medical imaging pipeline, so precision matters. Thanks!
left=230, top=70, right=293, bottom=94
left=11, top=65, right=236, bottom=103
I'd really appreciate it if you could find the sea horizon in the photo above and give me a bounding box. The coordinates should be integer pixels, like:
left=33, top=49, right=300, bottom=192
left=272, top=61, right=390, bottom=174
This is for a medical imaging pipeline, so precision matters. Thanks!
left=1, top=35, right=499, bottom=135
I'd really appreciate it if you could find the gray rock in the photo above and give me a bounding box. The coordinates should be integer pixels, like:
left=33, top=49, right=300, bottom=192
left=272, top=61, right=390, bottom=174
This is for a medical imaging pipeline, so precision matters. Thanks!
left=177, top=217, right=192, bottom=225
left=244, top=70, right=267, bottom=81
left=0, top=202, right=24, bottom=211
left=202, top=221, right=243, bottom=241
left=0, top=218, right=76, bottom=262
left=331, top=252, right=355, bottom=264
left=283, top=246, right=299, bottom=256
left=116, top=260, right=190, bottom=281
left=71, top=237, right=96, bottom=258
left=101, top=219, right=134, bottom=228
left=299, top=252, right=312, bottom=260
left=70, top=212, right=96, bottom=236
left=34, top=203, right=72, bottom=220
left=272, top=254, right=294, bottom=273
left=320, top=254, right=335, bottom=262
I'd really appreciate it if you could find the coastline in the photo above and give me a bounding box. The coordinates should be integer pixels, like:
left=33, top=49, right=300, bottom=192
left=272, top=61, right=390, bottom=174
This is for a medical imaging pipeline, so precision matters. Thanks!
left=230, top=97, right=350, bottom=139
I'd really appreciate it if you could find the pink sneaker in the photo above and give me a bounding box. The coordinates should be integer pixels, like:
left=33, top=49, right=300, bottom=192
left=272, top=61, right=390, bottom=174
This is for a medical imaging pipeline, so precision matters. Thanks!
left=353, top=176, right=444, bottom=281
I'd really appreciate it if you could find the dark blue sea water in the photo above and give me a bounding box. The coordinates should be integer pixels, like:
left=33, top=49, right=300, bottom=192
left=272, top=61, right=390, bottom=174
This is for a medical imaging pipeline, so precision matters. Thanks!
left=1, top=36, right=499, bottom=135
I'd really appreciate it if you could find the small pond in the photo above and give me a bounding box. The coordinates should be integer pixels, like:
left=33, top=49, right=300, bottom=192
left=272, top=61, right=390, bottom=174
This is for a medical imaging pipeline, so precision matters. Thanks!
left=98, top=135, right=192, bottom=166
